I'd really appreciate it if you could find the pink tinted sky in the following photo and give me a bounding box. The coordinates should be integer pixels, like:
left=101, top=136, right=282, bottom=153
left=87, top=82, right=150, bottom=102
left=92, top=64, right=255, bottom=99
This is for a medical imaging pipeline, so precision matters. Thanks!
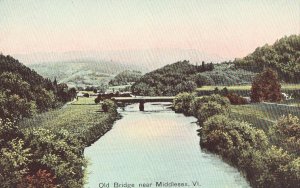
left=0, top=0, right=299, bottom=60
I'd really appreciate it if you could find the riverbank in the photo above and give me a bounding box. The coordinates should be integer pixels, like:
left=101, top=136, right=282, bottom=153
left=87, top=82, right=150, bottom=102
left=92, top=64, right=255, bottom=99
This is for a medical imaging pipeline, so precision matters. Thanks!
left=18, top=97, right=119, bottom=187
left=173, top=93, right=300, bottom=188
left=84, top=102, right=250, bottom=188
left=19, top=97, right=118, bottom=147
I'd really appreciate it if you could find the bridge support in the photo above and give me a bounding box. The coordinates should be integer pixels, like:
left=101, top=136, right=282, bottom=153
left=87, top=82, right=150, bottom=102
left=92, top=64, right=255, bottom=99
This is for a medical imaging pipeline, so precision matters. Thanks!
left=139, top=101, right=145, bottom=111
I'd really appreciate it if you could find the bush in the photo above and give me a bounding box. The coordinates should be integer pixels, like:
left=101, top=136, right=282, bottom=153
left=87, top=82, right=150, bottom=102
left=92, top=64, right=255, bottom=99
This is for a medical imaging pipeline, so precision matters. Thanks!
left=0, top=120, right=31, bottom=188
left=269, top=114, right=300, bottom=155
left=173, top=92, right=196, bottom=115
left=24, top=128, right=86, bottom=188
left=226, top=93, right=248, bottom=105
left=201, top=115, right=269, bottom=160
left=196, top=101, right=228, bottom=125
left=199, top=94, right=230, bottom=109
left=102, top=99, right=117, bottom=113
left=251, top=68, right=282, bottom=102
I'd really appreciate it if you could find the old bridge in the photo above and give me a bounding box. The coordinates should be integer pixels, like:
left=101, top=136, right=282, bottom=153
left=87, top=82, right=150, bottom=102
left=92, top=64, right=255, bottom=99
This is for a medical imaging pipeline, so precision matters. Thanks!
left=112, top=96, right=175, bottom=111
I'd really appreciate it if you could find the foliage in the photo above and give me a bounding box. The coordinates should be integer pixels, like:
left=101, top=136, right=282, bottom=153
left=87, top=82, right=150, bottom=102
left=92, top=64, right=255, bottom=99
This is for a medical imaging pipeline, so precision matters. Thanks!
left=173, top=93, right=229, bottom=124
left=201, top=115, right=269, bottom=159
left=226, top=93, right=248, bottom=105
left=234, top=34, right=300, bottom=83
left=20, top=169, right=57, bottom=188
left=132, top=60, right=212, bottom=96
left=194, top=73, right=215, bottom=87
left=173, top=92, right=196, bottom=115
left=270, top=114, right=300, bottom=155
left=102, top=99, right=117, bottom=113
left=0, top=55, right=77, bottom=120
left=109, top=70, right=142, bottom=86
left=0, top=119, right=31, bottom=188
left=18, top=97, right=117, bottom=146
left=251, top=68, right=282, bottom=102
left=198, top=62, right=255, bottom=86
left=24, top=128, right=86, bottom=187
left=0, top=138, right=32, bottom=187
left=174, top=91, right=300, bottom=187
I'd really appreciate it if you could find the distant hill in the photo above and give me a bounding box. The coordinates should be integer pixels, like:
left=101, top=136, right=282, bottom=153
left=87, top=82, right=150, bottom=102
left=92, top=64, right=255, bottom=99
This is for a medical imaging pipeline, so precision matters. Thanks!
left=234, top=34, right=300, bottom=82
left=198, top=63, right=256, bottom=86
left=14, top=49, right=226, bottom=70
left=132, top=60, right=255, bottom=96
left=109, top=70, right=142, bottom=86
left=132, top=60, right=214, bottom=96
left=28, top=60, right=143, bottom=88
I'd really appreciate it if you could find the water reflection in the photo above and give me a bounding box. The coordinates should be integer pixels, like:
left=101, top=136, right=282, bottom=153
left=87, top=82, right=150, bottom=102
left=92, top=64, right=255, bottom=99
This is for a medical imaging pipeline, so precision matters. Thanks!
left=85, top=103, right=250, bottom=188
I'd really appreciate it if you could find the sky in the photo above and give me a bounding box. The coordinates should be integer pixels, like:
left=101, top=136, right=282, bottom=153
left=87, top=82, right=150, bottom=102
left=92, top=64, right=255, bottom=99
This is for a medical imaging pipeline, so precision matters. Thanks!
left=0, top=0, right=299, bottom=64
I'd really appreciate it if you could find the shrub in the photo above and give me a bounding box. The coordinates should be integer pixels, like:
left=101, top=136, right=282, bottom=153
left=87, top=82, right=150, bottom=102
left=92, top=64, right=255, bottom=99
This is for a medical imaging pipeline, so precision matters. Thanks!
left=269, top=114, right=300, bottom=155
left=173, top=92, right=196, bottom=115
left=200, top=94, right=230, bottom=109
left=20, top=169, right=57, bottom=188
left=94, top=97, right=101, bottom=104
left=0, top=119, right=31, bottom=187
left=226, top=93, right=248, bottom=105
left=251, top=68, right=282, bottom=102
left=102, top=99, right=117, bottom=113
left=24, top=128, right=86, bottom=188
left=196, top=101, right=228, bottom=125
left=201, top=115, right=269, bottom=161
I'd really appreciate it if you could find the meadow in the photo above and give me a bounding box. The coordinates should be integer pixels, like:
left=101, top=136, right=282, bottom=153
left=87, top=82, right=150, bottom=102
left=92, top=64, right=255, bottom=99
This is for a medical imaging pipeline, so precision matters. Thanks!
left=196, top=84, right=300, bottom=96
left=230, top=102, right=300, bottom=132
left=18, top=97, right=117, bottom=146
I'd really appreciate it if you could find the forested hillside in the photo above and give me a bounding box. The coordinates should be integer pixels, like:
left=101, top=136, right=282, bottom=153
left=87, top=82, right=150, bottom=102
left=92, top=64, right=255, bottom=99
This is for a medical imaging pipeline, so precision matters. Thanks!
left=197, top=63, right=255, bottom=86
left=109, top=70, right=142, bottom=86
left=132, top=60, right=214, bottom=96
left=132, top=60, right=255, bottom=96
left=234, top=35, right=300, bottom=82
left=0, top=54, right=75, bottom=120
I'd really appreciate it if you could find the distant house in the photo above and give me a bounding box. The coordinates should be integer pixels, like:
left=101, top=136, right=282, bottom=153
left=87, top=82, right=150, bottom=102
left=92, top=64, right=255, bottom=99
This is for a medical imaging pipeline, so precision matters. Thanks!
left=243, top=97, right=251, bottom=104
left=281, top=93, right=292, bottom=100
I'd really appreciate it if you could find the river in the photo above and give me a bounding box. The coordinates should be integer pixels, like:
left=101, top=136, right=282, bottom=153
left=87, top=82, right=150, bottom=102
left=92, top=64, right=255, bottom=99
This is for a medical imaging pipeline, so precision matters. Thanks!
left=84, top=103, right=250, bottom=188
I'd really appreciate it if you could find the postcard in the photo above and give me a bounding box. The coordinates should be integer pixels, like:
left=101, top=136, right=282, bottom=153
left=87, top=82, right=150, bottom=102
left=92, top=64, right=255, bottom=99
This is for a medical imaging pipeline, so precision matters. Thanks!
left=0, top=1, right=299, bottom=188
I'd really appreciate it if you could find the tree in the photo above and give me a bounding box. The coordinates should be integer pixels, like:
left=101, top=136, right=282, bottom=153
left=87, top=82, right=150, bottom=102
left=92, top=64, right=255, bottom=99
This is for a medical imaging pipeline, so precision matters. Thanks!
left=173, top=92, right=196, bottom=115
left=194, top=73, right=214, bottom=87
left=251, top=68, right=281, bottom=102
left=270, top=114, right=300, bottom=155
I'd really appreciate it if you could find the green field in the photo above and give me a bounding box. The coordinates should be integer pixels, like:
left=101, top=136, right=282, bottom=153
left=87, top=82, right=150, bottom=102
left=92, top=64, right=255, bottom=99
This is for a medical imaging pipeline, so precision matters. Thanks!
left=18, top=97, right=116, bottom=146
left=230, top=102, right=300, bottom=132
left=197, top=84, right=300, bottom=91
left=196, top=84, right=300, bottom=97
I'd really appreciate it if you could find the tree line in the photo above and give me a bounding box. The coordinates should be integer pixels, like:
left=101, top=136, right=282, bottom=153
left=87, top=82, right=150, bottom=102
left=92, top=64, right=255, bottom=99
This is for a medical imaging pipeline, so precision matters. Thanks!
left=173, top=93, right=299, bottom=187
left=0, top=54, right=77, bottom=120
left=131, top=60, right=214, bottom=96
left=0, top=54, right=113, bottom=187
left=234, top=34, right=300, bottom=83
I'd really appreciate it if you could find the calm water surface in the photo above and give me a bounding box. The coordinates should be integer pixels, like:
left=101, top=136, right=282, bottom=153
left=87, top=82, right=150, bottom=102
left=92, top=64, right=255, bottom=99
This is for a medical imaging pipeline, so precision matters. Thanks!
left=84, top=103, right=250, bottom=188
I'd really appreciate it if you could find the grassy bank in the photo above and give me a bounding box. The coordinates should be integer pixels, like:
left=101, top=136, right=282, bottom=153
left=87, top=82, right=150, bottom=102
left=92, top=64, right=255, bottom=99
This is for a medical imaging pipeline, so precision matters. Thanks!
left=19, top=97, right=117, bottom=147
left=230, top=103, right=300, bottom=132
left=196, top=84, right=300, bottom=96
left=173, top=93, right=300, bottom=187
left=13, top=97, right=118, bottom=187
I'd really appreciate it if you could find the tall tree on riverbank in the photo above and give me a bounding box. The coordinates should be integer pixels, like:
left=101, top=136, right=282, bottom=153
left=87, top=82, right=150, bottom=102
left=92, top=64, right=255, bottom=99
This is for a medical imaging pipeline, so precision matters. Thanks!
left=251, top=68, right=281, bottom=102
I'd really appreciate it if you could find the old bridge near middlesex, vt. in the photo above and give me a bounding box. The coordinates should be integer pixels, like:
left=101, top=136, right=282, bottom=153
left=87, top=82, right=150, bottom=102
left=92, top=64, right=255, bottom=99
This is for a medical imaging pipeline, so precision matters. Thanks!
left=112, top=96, right=175, bottom=111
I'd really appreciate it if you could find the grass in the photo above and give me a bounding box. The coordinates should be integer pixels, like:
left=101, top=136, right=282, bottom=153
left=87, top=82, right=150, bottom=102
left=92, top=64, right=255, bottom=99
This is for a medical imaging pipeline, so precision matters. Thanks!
left=230, top=102, right=300, bottom=132
left=197, top=85, right=251, bottom=91
left=18, top=97, right=117, bottom=146
left=197, top=84, right=300, bottom=91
